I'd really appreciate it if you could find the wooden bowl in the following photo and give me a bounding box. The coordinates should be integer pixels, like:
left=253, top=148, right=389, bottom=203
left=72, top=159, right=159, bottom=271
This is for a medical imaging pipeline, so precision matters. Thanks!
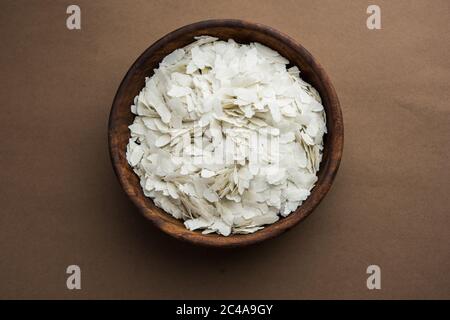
left=108, top=19, right=343, bottom=248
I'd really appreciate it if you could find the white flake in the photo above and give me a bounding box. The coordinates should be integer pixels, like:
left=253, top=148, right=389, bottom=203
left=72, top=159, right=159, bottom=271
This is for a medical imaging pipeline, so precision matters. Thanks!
left=155, top=134, right=171, bottom=147
left=161, top=49, right=185, bottom=66
left=168, top=85, right=192, bottom=97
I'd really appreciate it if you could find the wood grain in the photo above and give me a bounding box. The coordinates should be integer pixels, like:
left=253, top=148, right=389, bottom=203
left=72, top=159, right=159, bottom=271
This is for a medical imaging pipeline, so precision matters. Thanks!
left=108, top=19, right=344, bottom=247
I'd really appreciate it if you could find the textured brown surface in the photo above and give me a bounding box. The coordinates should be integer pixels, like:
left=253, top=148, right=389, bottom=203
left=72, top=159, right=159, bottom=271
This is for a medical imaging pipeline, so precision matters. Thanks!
left=0, top=0, right=449, bottom=298
left=109, top=19, right=343, bottom=247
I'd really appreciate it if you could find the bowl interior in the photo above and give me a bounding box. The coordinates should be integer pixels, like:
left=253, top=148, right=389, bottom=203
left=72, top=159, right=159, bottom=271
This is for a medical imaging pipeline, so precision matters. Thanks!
left=109, top=20, right=343, bottom=247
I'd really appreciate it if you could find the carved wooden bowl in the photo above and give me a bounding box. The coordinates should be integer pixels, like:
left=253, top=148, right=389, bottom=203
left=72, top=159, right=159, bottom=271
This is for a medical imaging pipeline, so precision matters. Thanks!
left=108, top=19, right=343, bottom=247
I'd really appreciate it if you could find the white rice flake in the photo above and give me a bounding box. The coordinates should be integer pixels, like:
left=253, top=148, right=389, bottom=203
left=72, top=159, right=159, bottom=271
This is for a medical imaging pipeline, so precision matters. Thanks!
left=161, top=49, right=185, bottom=66
left=126, top=36, right=327, bottom=236
left=168, top=85, right=192, bottom=98
left=155, top=134, right=171, bottom=147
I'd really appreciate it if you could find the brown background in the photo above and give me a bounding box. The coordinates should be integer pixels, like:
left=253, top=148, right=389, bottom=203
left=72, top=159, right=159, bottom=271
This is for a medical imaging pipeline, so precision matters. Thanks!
left=0, top=0, right=449, bottom=299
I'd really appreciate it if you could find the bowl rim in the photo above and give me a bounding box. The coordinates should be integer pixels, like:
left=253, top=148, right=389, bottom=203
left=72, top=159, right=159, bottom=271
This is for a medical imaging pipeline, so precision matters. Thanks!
left=108, top=19, right=344, bottom=248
